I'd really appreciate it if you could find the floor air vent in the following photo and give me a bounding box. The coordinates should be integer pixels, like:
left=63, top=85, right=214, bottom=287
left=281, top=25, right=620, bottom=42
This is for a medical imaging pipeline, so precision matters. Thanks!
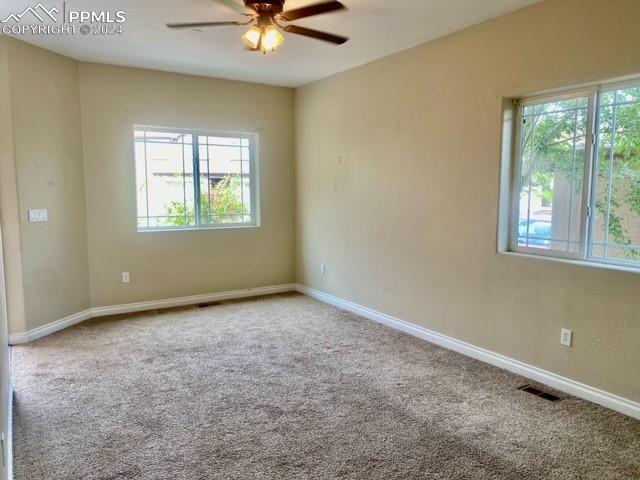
left=198, top=302, right=221, bottom=308
left=518, top=384, right=562, bottom=402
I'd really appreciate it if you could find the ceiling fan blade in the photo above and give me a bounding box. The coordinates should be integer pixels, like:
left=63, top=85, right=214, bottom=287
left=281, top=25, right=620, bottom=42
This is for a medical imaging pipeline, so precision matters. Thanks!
left=166, top=21, right=245, bottom=29
left=213, top=0, right=248, bottom=14
left=283, top=25, right=348, bottom=45
left=280, top=1, right=346, bottom=21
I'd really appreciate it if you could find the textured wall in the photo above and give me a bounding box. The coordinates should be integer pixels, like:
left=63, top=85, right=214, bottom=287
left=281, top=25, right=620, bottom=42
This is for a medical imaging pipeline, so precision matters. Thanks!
left=0, top=38, right=26, bottom=336
left=78, top=64, right=295, bottom=307
left=295, top=0, right=640, bottom=402
left=0, top=234, right=9, bottom=480
left=0, top=37, right=14, bottom=480
left=6, top=39, right=90, bottom=331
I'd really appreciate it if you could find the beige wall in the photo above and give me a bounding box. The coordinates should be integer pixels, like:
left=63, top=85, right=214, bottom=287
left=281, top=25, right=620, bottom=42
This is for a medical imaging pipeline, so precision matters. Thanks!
left=1, top=41, right=294, bottom=332
left=0, top=38, right=27, bottom=336
left=78, top=64, right=294, bottom=307
left=0, top=38, right=14, bottom=480
left=295, top=0, right=640, bottom=402
left=6, top=39, right=90, bottom=331
left=0, top=228, right=10, bottom=480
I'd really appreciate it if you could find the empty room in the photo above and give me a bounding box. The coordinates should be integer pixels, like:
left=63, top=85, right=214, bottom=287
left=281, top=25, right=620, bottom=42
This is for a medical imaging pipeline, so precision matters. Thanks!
left=0, top=0, right=638, bottom=478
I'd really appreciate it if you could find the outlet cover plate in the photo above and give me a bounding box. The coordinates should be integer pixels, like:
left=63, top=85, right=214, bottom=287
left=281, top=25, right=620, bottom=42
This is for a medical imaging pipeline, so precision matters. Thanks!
left=561, top=328, right=572, bottom=347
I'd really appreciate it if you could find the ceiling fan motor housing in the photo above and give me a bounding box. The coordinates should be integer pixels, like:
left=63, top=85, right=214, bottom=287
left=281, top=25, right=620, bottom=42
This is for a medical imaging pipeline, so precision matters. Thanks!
left=244, top=1, right=285, bottom=15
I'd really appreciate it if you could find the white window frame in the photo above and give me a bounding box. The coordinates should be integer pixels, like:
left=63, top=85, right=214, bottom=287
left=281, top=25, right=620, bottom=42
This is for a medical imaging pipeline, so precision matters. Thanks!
left=133, top=126, right=260, bottom=233
left=507, top=77, right=640, bottom=271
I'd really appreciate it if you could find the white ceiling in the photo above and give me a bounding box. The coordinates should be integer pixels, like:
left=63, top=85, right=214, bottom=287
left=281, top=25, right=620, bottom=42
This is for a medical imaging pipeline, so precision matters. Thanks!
left=0, top=0, right=541, bottom=87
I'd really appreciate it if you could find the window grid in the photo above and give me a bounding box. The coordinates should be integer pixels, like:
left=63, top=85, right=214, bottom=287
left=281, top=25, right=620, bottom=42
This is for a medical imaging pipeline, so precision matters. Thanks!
left=511, top=79, right=640, bottom=269
left=193, top=134, right=201, bottom=226
left=143, top=132, right=149, bottom=229
left=240, top=140, right=245, bottom=221
left=134, top=127, right=258, bottom=231
left=181, top=135, right=187, bottom=225
left=522, top=107, right=535, bottom=248
left=206, top=139, right=211, bottom=222
left=603, top=99, right=618, bottom=259
left=565, top=105, right=581, bottom=252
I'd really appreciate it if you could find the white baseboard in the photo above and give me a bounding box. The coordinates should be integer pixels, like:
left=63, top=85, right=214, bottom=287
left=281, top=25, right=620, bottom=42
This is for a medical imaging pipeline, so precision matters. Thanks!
left=8, top=309, right=92, bottom=345
left=90, top=283, right=296, bottom=317
left=295, top=284, right=640, bottom=421
left=8, top=284, right=296, bottom=345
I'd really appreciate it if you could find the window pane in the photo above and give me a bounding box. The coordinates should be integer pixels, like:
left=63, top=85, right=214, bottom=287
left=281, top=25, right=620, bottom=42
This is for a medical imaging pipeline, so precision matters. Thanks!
left=517, top=97, right=589, bottom=253
left=199, top=137, right=252, bottom=225
left=206, top=136, right=242, bottom=146
left=616, top=87, right=640, bottom=105
left=134, top=130, right=195, bottom=228
left=590, top=87, right=640, bottom=262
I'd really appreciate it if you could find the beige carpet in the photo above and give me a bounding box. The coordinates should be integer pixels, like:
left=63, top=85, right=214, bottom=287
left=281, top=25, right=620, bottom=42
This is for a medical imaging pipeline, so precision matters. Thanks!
left=12, top=293, right=640, bottom=479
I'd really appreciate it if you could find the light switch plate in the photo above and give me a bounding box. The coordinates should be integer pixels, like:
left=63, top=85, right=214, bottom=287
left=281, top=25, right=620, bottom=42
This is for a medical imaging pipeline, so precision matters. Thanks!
left=28, top=209, right=48, bottom=223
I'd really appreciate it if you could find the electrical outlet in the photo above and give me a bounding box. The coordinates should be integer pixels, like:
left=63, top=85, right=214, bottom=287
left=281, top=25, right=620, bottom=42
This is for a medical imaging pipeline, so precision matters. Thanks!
left=122, top=272, right=130, bottom=284
left=320, top=263, right=327, bottom=275
left=561, top=328, right=572, bottom=347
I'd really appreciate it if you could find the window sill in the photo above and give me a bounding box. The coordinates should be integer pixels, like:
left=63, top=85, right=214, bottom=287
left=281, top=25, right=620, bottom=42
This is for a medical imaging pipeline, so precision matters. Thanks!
left=499, top=250, right=640, bottom=275
left=137, top=224, right=260, bottom=233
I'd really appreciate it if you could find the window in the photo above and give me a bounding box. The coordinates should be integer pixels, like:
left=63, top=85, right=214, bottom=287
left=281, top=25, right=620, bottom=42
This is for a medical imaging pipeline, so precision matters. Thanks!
left=510, top=79, right=640, bottom=269
left=134, top=127, right=258, bottom=231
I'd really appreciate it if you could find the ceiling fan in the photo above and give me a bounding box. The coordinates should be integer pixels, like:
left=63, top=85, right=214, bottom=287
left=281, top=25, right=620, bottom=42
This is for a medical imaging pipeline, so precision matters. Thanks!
left=167, top=0, right=349, bottom=53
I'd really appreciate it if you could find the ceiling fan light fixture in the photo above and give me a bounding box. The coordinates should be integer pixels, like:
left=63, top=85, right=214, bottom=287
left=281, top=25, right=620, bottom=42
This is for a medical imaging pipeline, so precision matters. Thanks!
left=241, top=26, right=262, bottom=49
left=242, top=24, right=285, bottom=53
left=261, top=25, right=284, bottom=52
